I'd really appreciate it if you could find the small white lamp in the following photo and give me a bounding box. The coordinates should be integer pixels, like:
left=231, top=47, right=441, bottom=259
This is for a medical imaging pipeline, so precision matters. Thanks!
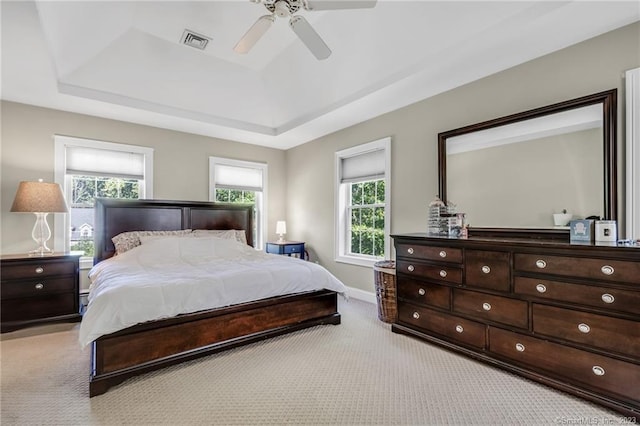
left=276, top=220, right=287, bottom=243
left=10, top=179, right=69, bottom=256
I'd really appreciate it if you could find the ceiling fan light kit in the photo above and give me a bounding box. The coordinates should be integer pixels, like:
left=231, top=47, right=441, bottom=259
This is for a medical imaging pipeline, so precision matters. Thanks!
left=234, top=0, right=376, bottom=60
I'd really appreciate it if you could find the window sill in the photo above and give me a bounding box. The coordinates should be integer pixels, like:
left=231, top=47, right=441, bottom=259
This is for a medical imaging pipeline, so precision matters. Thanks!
left=334, top=254, right=382, bottom=268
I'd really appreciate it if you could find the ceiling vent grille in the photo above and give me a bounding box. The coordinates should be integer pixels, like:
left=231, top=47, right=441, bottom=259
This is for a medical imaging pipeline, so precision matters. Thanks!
left=181, top=30, right=211, bottom=50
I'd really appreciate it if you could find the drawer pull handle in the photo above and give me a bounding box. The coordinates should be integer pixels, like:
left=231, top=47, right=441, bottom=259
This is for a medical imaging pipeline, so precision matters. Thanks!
left=34, top=283, right=44, bottom=290
left=535, top=284, right=547, bottom=293
left=418, top=288, right=426, bottom=296
left=482, top=302, right=491, bottom=311
left=439, top=270, right=447, bottom=278
left=601, top=293, right=615, bottom=304
left=592, top=366, right=605, bottom=376
left=601, top=265, right=614, bottom=276
left=535, top=260, right=547, bottom=269
left=481, top=265, right=491, bottom=274
left=407, top=265, right=415, bottom=272
left=455, top=325, right=464, bottom=333
left=515, top=343, right=525, bottom=352
left=412, top=312, right=420, bottom=319
left=578, top=323, right=591, bottom=334
left=407, top=248, right=414, bottom=255
left=439, top=250, right=447, bottom=258
left=35, top=267, right=44, bottom=274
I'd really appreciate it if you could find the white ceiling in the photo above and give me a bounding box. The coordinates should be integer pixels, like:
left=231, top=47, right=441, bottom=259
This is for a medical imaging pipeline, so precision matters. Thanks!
left=2, top=1, right=638, bottom=149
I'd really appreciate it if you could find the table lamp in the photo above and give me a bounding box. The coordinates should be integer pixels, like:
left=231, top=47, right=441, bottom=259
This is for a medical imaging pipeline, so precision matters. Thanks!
left=10, top=179, right=69, bottom=256
left=276, top=220, right=287, bottom=242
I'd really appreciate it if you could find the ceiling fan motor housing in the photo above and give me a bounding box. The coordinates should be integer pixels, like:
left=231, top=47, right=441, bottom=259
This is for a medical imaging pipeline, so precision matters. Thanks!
left=265, top=0, right=302, bottom=17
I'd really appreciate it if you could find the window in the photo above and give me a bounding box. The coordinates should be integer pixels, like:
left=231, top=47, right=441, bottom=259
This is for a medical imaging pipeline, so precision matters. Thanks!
left=209, top=157, right=267, bottom=249
left=335, top=137, right=391, bottom=267
left=54, top=136, right=153, bottom=259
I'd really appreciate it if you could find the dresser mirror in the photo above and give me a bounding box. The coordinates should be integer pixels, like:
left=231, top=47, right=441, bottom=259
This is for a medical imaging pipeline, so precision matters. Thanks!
left=438, top=89, right=617, bottom=238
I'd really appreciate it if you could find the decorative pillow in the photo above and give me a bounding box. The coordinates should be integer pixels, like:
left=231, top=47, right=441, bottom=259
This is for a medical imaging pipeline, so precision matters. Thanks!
left=192, top=229, right=247, bottom=245
left=112, top=229, right=192, bottom=255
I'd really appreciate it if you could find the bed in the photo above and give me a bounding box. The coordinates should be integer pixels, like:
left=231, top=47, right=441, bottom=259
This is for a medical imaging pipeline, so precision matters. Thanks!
left=86, top=198, right=344, bottom=397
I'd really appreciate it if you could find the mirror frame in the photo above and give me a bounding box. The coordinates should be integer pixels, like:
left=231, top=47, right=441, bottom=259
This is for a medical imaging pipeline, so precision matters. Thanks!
left=438, top=89, right=617, bottom=239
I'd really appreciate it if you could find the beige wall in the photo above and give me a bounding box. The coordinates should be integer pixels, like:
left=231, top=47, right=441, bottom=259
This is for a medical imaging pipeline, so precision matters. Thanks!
left=286, top=22, right=640, bottom=293
left=1, top=103, right=287, bottom=254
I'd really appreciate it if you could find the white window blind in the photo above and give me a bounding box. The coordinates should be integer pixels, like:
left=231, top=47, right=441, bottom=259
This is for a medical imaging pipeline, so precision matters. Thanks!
left=340, top=149, right=385, bottom=183
left=66, top=146, right=145, bottom=180
left=214, top=164, right=263, bottom=192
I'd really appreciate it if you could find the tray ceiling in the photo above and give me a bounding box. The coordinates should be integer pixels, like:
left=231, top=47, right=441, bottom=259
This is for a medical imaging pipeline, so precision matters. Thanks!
left=2, top=1, right=638, bottom=149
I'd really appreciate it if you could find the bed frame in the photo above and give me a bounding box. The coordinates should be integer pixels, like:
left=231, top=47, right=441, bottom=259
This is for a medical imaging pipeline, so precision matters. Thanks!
left=89, top=198, right=341, bottom=397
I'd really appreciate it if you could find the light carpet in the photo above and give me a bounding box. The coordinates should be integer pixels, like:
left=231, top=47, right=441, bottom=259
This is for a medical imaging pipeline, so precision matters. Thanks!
left=0, top=298, right=627, bottom=425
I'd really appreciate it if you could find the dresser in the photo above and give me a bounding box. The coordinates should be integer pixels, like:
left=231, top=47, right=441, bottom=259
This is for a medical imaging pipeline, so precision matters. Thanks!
left=392, top=233, right=640, bottom=418
left=266, top=241, right=306, bottom=260
left=1, top=253, right=81, bottom=332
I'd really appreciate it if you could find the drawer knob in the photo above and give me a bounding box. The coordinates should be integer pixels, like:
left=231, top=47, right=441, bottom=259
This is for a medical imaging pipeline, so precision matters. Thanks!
left=407, top=265, right=415, bottom=272
left=578, top=323, right=591, bottom=334
left=439, top=270, right=447, bottom=278
left=535, top=284, right=547, bottom=293
left=439, top=250, right=447, bottom=258
left=412, top=312, right=420, bottom=320
left=482, top=302, right=491, bottom=311
left=481, top=265, right=491, bottom=274
left=535, top=260, right=547, bottom=269
left=515, top=343, right=525, bottom=352
left=455, top=325, right=464, bottom=333
left=34, top=283, right=44, bottom=290
left=600, top=265, right=614, bottom=276
left=35, top=267, right=44, bottom=274
left=592, top=366, right=605, bottom=376
left=418, top=288, right=426, bottom=296
left=601, top=293, right=615, bottom=304
left=407, top=248, right=414, bottom=255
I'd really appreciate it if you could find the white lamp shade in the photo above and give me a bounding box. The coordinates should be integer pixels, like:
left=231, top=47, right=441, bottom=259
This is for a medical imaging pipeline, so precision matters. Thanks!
left=276, top=221, right=287, bottom=235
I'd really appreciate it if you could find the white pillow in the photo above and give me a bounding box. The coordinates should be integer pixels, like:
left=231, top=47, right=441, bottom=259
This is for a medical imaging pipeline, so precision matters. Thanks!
left=192, top=229, right=247, bottom=245
left=112, top=229, right=192, bottom=254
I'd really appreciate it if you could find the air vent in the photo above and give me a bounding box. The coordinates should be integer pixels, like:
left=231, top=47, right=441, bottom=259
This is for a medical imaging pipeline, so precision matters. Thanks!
left=181, top=29, right=211, bottom=50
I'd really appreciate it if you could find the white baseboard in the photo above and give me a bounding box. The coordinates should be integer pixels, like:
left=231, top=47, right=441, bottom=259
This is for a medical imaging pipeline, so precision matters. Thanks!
left=345, top=286, right=376, bottom=305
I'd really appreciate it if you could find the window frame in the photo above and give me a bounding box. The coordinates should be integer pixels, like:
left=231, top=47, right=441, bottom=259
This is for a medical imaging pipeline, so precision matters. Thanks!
left=335, top=137, right=391, bottom=267
left=54, top=135, right=154, bottom=257
left=209, top=157, right=267, bottom=250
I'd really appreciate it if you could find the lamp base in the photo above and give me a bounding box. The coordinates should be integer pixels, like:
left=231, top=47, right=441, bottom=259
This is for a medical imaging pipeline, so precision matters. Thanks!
left=29, top=247, right=54, bottom=257
left=30, top=212, right=54, bottom=256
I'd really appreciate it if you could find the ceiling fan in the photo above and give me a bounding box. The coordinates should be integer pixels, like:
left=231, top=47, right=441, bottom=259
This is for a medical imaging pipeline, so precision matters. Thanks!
left=234, top=0, right=377, bottom=60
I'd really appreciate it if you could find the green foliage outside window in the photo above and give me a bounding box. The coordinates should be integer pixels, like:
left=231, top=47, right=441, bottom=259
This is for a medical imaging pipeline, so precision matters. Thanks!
left=349, top=179, right=385, bottom=257
left=215, top=189, right=256, bottom=204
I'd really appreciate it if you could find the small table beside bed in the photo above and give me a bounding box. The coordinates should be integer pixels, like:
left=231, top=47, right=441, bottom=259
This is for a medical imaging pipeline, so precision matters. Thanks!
left=84, top=198, right=346, bottom=397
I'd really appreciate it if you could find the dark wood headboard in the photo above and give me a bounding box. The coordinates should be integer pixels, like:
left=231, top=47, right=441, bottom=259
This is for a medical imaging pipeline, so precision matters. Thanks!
left=94, top=198, right=254, bottom=263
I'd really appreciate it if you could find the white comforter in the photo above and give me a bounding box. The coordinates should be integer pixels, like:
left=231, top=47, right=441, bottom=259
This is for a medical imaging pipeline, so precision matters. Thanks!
left=79, top=236, right=348, bottom=347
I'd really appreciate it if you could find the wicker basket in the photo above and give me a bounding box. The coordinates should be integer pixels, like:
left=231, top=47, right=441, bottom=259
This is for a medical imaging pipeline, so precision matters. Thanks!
left=373, top=260, right=397, bottom=323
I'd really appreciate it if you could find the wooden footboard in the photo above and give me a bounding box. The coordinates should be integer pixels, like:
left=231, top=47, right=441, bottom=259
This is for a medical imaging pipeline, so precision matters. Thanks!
left=90, top=290, right=340, bottom=397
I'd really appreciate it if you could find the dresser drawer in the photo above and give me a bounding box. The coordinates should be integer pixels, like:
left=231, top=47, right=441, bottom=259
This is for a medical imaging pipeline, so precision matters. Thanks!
left=532, top=304, right=640, bottom=358
left=453, top=289, right=528, bottom=329
left=1, top=277, right=76, bottom=299
left=1, top=293, right=77, bottom=322
left=1, top=260, right=76, bottom=280
left=514, top=253, right=640, bottom=284
left=396, top=243, right=462, bottom=263
left=398, top=303, right=485, bottom=349
left=465, top=250, right=510, bottom=292
left=514, top=276, right=640, bottom=315
left=396, top=260, right=462, bottom=285
left=489, top=327, right=640, bottom=402
left=397, top=279, right=450, bottom=309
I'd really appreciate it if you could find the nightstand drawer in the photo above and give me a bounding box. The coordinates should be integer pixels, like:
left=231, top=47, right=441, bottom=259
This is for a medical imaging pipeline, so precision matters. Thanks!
left=1, top=277, right=75, bottom=299
left=1, top=293, right=77, bottom=322
left=283, top=245, right=303, bottom=255
left=1, top=260, right=76, bottom=280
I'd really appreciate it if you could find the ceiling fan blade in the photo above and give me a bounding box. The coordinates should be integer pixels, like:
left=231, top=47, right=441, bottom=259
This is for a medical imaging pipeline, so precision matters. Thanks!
left=233, top=14, right=275, bottom=54
left=304, top=0, right=376, bottom=11
left=289, top=15, right=331, bottom=60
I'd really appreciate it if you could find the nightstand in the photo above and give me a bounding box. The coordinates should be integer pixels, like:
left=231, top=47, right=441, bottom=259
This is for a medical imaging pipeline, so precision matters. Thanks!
left=1, top=253, right=82, bottom=333
left=265, top=241, right=306, bottom=260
